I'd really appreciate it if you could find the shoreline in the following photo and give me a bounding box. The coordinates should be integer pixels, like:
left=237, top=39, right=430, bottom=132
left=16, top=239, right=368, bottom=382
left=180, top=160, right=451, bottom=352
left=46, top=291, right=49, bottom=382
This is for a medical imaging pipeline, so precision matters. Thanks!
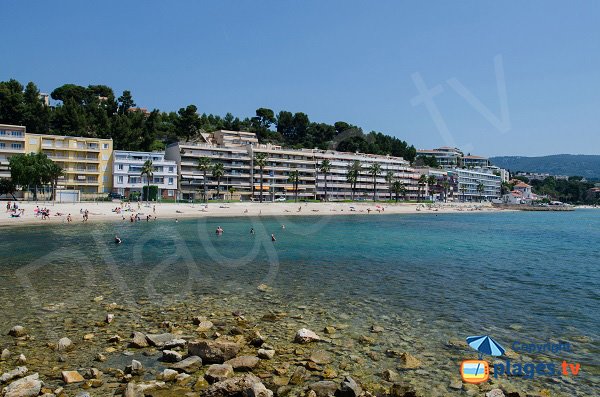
left=1, top=201, right=507, bottom=227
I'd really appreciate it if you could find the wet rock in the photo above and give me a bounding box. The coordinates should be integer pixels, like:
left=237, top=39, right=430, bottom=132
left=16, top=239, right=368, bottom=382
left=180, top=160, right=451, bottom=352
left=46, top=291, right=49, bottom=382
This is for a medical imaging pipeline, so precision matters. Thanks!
left=390, top=383, right=421, bottom=397
left=61, top=370, right=84, bottom=384
left=75, top=392, right=91, bottom=397
left=188, top=340, right=241, bottom=364
left=2, top=373, right=42, bottom=397
left=294, top=328, right=320, bottom=344
left=202, top=374, right=271, bottom=397
left=358, top=335, right=375, bottom=345
left=398, top=352, right=422, bottom=369
left=108, top=335, right=122, bottom=343
left=145, top=333, right=176, bottom=348
left=0, top=366, right=28, bottom=384
left=83, top=333, right=94, bottom=341
left=162, top=350, right=182, bottom=363
left=130, top=332, right=148, bottom=348
left=169, top=356, right=202, bottom=373
left=370, top=325, right=384, bottom=333
left=257, top=349, right=275, bottom=359
left=324, top=326, right=336, bottom=335
left=225, top=355, right=259, bottom=371
left=160, top=369, right=179, bottom=382
left=448, top=379, right=462, bottom=390
left=382, top=369, right=400, bottom=382
left=1, top=349, right=10, bottom=361
left=105, top=313, right=114, bottom=323
left=336, top=376, right=362, bottom=397
left=192, top=315, right=208, bottom=325
left=196, top=321, right=214, bottom=332
left=322, top=367, right=337, bottom=379
left=16, top=355, right=26, bottom=365
left=257, top=284, right=269, bottom=292
left=8, top=326, right=27, bottom=338
left=163, top=339, right=186, bottom=350
left=125, top=360, right=144, bottom=376
left=309, top=350, right=332, bottom=365
left=84, top=368, right=102, bottom=380
left=57, top=337, right=73, bottom=352
left=94, top=353, right=107, bottom=362
left=205, top=364, right=234, bottom=384
left=486, top=390, right=506, bottom=397
left=250, top=332, right=265, bottom=347
left=309, top=381, right=337, bottom=397
left=124, top=381, right=143, bottom=397
left=289, top=366, right=307, bottom=385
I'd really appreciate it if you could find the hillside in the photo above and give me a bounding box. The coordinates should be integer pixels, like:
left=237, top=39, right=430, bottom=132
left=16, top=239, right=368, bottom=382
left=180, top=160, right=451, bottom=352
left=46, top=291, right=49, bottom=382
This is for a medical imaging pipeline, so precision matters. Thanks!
left=490, top=154, right=600, bottom=179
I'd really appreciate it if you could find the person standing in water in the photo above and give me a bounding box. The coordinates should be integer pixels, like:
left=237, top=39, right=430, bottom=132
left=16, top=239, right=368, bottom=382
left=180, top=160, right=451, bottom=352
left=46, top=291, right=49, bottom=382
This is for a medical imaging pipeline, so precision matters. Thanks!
left=250, top=227, right=255, bottom=235
left=114, top=235, right=122, bottom=244
left=271, top=234, right=276, bottom=241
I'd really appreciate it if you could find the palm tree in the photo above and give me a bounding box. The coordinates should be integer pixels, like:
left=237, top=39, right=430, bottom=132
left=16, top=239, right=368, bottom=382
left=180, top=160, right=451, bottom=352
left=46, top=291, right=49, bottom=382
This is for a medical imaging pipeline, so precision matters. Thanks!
left=318, top=159, right=331, bottom=201
left=45, top=161, right=63, bottom=201
left=212, top=162, right=225, bottom=200
left=368, top=163, right=382, bottom=201
left=197, top=156, right=211, bottom=202
left=253, top=152, right=268, bottom=203
left=427, top=175, right=437, bottom=201
left=346, top=160, right=361, bottom=201
left=288, top=169, right=300, bottom=202
left=477, top=182, right=485, bottom=202
left=418, top=174, right=428, bottom=202
left=385, top=171, right=395, bottom=201
left=228, top=186, right=236, bottom=201
left=460, top=185, right=467, bottom=202
left=441, top=179, right=450, bottom=202
left=390, top=180, right=407, bottom=203
left=141, top=159, right=154, bottom=204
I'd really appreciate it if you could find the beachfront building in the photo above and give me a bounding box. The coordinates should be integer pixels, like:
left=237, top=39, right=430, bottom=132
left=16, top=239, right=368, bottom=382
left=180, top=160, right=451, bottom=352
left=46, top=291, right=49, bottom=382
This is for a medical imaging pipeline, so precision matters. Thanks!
left=417, top=147, right=463, bottom=168
left=166, top=130, right=421, bottom=201
left=0, top=124, right=26, bottom=179
left=112, top=150, right=177, bottom=199
left=448, top=167, right=501, bottom=202
left=26, top=134, right=113, bottom=198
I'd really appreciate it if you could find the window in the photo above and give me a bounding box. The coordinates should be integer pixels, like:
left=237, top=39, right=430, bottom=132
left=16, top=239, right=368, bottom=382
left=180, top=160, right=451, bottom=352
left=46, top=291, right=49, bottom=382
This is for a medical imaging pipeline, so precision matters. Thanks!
left=103, top=176, right=108, bottom=182
left=11, top=143, right=22, bottom=149
left=117, top=176, right=124, bottom=184
left=168, top=177, right=174, bottom=185
left=29, top=139, right=38, bottom=145
left=117, top=164, right=124, bottom=171
left=168, top=166, right=174, bottom=173
left=102, top=143, right=109, bottom=149
left=168, top=190, right=174, bottom=196
left=0, top=143, right=5, bottom=148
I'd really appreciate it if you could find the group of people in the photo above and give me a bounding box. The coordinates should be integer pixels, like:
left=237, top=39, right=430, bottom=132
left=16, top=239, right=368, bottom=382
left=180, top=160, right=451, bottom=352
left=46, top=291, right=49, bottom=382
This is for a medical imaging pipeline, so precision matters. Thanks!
left=6, top=201, right=24, bottom=218
left=34, top=206, right=52, bottom=220
left=80, top=208, right=90, bottom=222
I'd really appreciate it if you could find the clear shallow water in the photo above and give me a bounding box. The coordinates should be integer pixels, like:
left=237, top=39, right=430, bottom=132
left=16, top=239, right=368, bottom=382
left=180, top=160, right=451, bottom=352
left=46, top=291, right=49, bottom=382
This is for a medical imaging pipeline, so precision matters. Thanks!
left=0, top=210, right=598, bottom=395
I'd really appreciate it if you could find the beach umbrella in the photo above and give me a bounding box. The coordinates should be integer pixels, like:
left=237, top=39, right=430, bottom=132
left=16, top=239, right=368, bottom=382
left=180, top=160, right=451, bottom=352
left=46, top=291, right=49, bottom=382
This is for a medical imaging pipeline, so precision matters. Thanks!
left=466, top=335, right=505, bottom=358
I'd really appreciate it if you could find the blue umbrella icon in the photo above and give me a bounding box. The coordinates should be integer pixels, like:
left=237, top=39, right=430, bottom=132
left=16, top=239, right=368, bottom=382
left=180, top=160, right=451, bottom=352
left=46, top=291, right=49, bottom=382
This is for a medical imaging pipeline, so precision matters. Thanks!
left=466, top=335, right=506, bottom=359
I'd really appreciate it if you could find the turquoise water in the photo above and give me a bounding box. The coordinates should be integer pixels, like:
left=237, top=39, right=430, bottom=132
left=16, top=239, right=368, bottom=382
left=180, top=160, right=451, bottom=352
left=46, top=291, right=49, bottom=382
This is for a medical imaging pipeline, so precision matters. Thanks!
left=0, top=210, right=598, bottom=394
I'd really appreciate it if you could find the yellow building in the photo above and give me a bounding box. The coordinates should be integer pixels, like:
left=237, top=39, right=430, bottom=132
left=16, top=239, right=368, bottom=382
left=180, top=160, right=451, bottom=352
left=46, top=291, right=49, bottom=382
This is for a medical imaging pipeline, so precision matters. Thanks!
left=25, top=133, right=113, bottom=197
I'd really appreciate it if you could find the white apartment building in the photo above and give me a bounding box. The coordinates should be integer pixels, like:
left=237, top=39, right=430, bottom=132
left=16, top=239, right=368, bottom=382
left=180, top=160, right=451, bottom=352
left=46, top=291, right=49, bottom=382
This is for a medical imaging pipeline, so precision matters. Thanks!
left=0, top=124, right=26, bottom=179
left=448, top=167, right=501, bottom=201
left=112, top=150, right=177, bottom=199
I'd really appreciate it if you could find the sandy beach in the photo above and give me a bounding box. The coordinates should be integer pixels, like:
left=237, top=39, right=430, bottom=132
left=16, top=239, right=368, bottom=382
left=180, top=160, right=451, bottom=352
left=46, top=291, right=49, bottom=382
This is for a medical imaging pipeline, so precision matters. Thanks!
left=0, top=200, right=504, bottom=226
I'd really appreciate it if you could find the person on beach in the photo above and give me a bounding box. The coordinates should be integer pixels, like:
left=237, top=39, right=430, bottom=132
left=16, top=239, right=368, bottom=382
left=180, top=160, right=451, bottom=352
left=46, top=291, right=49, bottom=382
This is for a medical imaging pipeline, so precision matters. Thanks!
left=67, top=214, right=72, bottom=223
left=153, top=205, right=156, bottom=214
left=114, top=235, right=122, bottom=244
left=271, top=234, right=276, bottom=241
left=6, top=202, right=10, bottom=212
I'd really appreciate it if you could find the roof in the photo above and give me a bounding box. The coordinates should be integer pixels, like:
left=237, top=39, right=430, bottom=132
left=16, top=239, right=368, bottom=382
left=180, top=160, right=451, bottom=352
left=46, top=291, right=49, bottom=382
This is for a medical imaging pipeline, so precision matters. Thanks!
left=514, top=181, right=531, bottom=188
left=463, top=155, right=488, bottom=159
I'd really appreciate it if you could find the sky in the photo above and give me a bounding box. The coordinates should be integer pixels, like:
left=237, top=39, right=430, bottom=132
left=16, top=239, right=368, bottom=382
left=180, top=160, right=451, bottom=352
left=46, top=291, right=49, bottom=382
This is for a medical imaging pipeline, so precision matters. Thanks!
left=1, top=1, right=599, bottom=157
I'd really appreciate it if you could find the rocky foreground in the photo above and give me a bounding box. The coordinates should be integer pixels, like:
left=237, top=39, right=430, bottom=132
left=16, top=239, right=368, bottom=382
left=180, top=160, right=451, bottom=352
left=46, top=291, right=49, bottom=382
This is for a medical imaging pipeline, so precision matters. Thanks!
left=0, top=296, right=547, bottom=397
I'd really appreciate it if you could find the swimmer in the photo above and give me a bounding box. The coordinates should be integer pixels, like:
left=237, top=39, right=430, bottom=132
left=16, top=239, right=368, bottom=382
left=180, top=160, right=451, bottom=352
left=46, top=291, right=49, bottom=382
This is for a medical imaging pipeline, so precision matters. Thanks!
left=114, top=235, right=122, bottom=244
left=271, top=234, right=276, bottom=242
left=281, top=224, right=285, bottom=229
left=250, top=228, right=255, bottom=235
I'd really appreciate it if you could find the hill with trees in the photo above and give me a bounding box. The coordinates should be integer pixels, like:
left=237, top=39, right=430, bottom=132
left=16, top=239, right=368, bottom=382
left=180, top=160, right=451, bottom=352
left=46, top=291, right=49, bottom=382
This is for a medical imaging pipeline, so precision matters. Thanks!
left=491, top=154, right=600, bottom=180
left=0, top=79, right=417, bottom=162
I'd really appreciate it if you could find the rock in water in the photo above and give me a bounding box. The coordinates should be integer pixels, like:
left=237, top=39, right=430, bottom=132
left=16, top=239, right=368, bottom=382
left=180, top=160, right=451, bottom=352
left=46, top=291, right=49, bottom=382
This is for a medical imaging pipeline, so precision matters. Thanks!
left=309, top=381, right=338, bottom=397
left=486, top=390, right=506, bottom=397
left=336, top=376, right=362, bottom=397
left=0, top=349, right=10, bottom=361
left=130, top=332, right=149, bottom=348
left=160, top=369, right=179, bottom=382
left=248, top=381, right=273, bottom=397
left=294, top=328, right=320, bottom=344
left=145, top=333, right=176, bottom=348
left=382, top=369, right=400, bottom=382
left=398, top=352, right=421, bottom=369
left=62, top=370, right=84, bottom=384
left=224, top=356, right=259, bottom=371
left=0, top=366, right=28, bottom=384
left=257, top=349, right=275, bottom=359
left=2, top=373, right=42, bottom=397
left=169, top=356, right=202, bottom=373
left=202, top=374, right=271, bottom=397
left=8, top=326, right=27, bottom=338
left=17, top=354, right=26, bottom=365
left=57, top=337, right=73, bottom=352
left=309, top=350, right=332, bottom=365
left=204, top=364, right=234, bottom=384
left=105, top=313, right=114, bottom=323
left=162, top=350, right=182, bottom=363
left=188, top=340, right=241, bottom=364
left=196, top=321, right=214, bottom=332
left=128, top=360, right=144, bottom=376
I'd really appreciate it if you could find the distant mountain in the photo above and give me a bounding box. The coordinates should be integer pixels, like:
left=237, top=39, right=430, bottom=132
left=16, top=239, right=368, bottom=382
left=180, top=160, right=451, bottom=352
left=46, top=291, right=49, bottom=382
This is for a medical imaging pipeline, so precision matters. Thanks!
left=490, top=154, right=600, bottom=179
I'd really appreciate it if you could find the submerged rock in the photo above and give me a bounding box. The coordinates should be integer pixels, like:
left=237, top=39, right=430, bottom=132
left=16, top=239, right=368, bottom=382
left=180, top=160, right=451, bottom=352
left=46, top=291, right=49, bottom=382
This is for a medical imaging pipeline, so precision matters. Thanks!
left=130, top=332, right=148, bottom=348
left=224, top=355, right=259, bottom=371
left=61, top=370, right=84, bottom=384
left=309, top=350, right=332, bottom=365
left=257, top=349, right=275, bottom=360
left=145, top=333, right=176, bottom=348
left=0, top=349, right=10, bottom=361
left=2, top=373, right=42, bottom=397
left=309, top=381, right=338, bottom=397
left=162, top=350, right=182, bottom=363
left=204, top=364, right=234, bottom=384
left=0, top=366, right=28, bottom=384
left=398, top=352, right=421, bottom=369
left=169, top=356, right=202, bottom=373
left=188, top=340, right=241, bottom=364
left=202, top=374, right=271, bottom=397
left=336, top=376, right=362, bottom=397
left=294, top=328, right=320, bottom=344
left=8, top=326, right=27, bottom=338
left=56, top=337, right=73, bottom=352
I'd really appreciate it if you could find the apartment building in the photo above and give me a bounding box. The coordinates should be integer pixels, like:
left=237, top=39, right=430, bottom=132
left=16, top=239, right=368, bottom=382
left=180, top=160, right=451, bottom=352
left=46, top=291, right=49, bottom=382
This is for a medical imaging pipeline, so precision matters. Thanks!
left=417, top=147, right=463, bottom=167
left=0, top=124, right=26, bottom=179
left=26, top=134, right=113, bottom=197
left=112, top=150, right=177, bottom=199
left=166, top=130, right=421, bottom=201
left=448, top=167, right=501, bottom=201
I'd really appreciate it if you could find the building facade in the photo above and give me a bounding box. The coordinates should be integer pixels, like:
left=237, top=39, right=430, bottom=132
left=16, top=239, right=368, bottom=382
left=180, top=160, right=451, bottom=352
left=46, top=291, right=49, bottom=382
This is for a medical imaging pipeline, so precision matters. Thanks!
left=448, top=167, right=501, bottom=201
left=112, top=150, right=177, bottom=199
left=0, top=124, right=26, bottom=179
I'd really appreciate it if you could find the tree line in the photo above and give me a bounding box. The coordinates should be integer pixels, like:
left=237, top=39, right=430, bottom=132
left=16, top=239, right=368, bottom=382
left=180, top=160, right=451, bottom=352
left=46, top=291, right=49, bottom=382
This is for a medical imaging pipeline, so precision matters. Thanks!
left=0, top=79, right=417, bottom=162
left=513, top=175, right=596, bottom=204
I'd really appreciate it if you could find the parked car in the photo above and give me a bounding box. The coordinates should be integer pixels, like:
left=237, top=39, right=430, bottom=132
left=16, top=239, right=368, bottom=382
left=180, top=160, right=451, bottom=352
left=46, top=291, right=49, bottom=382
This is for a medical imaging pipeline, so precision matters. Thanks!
left=274, top=196, right=287, bottom=202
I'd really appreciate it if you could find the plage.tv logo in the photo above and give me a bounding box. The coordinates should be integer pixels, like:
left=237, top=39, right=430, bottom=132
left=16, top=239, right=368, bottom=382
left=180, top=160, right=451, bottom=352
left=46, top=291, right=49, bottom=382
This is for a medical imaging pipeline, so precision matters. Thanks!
left=460, top=360, right=489, bottom=383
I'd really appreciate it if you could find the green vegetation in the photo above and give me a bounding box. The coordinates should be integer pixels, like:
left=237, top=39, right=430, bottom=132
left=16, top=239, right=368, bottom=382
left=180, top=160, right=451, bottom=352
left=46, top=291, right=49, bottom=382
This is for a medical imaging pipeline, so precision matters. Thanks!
left=491, top=155, right=600, bottom=180
left=5, top=152, right=63, bottom=200
left=0, top=79, right=417, bottom=161
left=512, top=176, right=597, bottom=204
left=142, top=185, right=158, bottom=202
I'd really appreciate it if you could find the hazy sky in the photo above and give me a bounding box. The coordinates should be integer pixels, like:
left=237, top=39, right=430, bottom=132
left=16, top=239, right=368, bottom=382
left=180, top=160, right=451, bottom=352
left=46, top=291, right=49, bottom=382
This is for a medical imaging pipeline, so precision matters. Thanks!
left=2, top=1, right=599, bottom=157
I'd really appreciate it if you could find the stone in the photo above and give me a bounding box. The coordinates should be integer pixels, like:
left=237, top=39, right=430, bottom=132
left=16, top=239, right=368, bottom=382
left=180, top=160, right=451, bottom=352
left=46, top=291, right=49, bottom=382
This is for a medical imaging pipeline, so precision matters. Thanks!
left=250, top=331, right=265, bottom=347
left=95, top=353, right=107, bottom=362
left=322, top=367, right=337, bottom=379
left=202, top=374, right=269, bottom=397
left=248, top=381, right=273, bottom=397
left=57, top=337, right=73, bottom=352
left=188, top=340, right=241, bottom=364
left=294, top=328, right=320, bottom=344
left=128, top=360, right=144, bottom=376
left=145, top=333, right=176, bottom=348
left=309, top=350, right=332, bottom=365
left=390, top=383, right=420, bottom=397
left=486, top=390, right=506, bottom=397
left=8, top=326, right=27, bottom=338
left=130, top=332, right=148, bottom=348
left=382, top=369, right=400, bottom=382
left=83, top=333, right=94, bottom=341
left=204, top=364, right=234, bottom=384
left=75, top=393, right=92, bottom=397
left=1, top=349, right=10, bottom=361
left=108, top=335, right=122, bottom=343
left=163, top=339, right=186, bottom=350
left=257, top=349, right=275, bottom=359
left=61, top=371, right=84, bottom=384
left=124, top=382, right=143, bottom=397
left=2, top=373, right=42, bottom=397
left=105, top=313, right=114, bottom=323
left=257, top=284, right=269, bottom=292
left=370, top=325, right=384, bottom=333
left=196, top=321, right=214, bottom=332
left=398, top=352, right=421, bottom=369
left=160, top=369, right=179, bottom=382
left=336, top=376, right=362, bottom=397
left=324, top=326, right=336, bottom=335
left=162, top=350, right=182, bottom=363
left=16, top=355, right=26, bottom=365
left=192, top=315, right=208, bottom=325
left=225, top=355, right=259, bottom=371
left=289, top=366, right=307, bottom=385
left=448, top=379, right=462, bottom=390
left=0, top=366, right=28, bottom=384
left=309, top=381, right=338, bottom=397
left=169, top=356, right=202, bottom=373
